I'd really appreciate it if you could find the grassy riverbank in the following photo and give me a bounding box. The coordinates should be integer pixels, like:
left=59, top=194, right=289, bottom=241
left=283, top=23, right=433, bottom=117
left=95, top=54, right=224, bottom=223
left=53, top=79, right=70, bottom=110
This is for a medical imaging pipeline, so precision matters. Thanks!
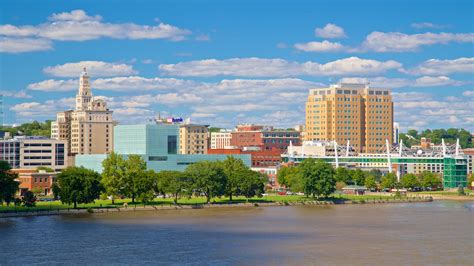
left=0, top=194, right=407, bottom=213
left=408, top=191, right=474, bottom=201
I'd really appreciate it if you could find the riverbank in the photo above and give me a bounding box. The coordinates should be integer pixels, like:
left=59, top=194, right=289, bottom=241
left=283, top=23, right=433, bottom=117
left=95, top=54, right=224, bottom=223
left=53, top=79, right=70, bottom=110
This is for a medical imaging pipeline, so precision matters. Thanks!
left=407, top=191, right=474, bottom=201
left=0, top=196, right=433, bottom=218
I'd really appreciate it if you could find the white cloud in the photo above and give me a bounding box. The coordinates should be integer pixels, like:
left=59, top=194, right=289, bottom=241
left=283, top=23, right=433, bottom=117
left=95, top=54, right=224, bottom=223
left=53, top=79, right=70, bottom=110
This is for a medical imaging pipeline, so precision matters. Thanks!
left=0, top=90, right=32, bottom=98
left=339, top=76, right=465, bottom=88
left=27, top=79, right=77, bottom=92
left=49, top=10, right=102, bottom=22
left=10, top=97, right=74, bottom=117
left=0, top=10, right=191, bottom=53
left=463, top=91, right=474, bottom=97
left=44, top=61, right=138, bottom=77
left=0, top=37, right=52, bottom=53
left=195, top=34, right=210, bottom=41
left=402, top=57, right=474, bottom=75
left=361, top=31, right=474, bottom=52
left=411, top=22, right=448, bottom=29
left=314, top=23, right=346, bottom=38
left=294, top=40, right=345, bottom=52
left=158, top=57, right=402, bottom=77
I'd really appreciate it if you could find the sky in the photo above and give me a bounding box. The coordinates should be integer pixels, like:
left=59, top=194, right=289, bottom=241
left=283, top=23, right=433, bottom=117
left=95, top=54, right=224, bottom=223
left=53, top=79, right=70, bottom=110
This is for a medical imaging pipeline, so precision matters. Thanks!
left=0, top=0, right=473, bottom=131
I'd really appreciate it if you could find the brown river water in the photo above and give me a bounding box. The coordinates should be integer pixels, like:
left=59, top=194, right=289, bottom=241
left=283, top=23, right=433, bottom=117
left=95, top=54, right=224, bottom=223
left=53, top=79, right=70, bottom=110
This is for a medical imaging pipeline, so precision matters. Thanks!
left=0, top=201, right=473, bottom=265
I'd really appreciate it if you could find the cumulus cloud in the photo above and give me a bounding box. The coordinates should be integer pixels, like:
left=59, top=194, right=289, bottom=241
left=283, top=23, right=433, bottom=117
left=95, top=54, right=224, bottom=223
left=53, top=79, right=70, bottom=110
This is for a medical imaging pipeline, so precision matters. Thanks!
left=0, top=90, right=32, bottom=98
left=339, top=76, right=466, bottom=88
left=0, top=37, right=52, bottom=53
left=0, top=9, right=191, bottom=53
left=27, top=79, right=77, bottom=92
left=294, top=40, right=345, bottom=52
left=158, top=57, right=402, bottom=77
left=10, top=97, right=74, bottom=117
left=402, top=57, right=474, bottom=75
left=314, top=23, right=346, bottom=38
left=361, top=31, right=474, bottom=52
left=44, top=61, right=138, bottom=77
left=463, top=91, right=474, bottom=97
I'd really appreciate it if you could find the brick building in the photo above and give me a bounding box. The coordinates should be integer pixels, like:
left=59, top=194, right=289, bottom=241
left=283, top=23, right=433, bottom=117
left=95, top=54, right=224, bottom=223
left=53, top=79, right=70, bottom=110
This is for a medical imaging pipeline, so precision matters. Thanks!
left=207, top=148, right=281, bottom=167
left=230, top=124, right=301, bottom=153
left=12, top=169, right=57, bottom=196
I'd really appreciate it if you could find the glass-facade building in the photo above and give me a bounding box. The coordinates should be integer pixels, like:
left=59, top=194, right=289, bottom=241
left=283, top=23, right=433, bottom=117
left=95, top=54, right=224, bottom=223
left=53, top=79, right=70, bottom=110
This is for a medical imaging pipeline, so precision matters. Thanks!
left=76, top=124, right=251, bottom=173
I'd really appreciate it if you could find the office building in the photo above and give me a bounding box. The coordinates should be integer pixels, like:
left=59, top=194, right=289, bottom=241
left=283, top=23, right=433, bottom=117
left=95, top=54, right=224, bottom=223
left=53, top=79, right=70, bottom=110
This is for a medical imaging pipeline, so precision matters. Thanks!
left=0, top=136, right=67, bottom=171
left=305, top=83, right=393, bottom=153
left=230, top=124, right=301, bottom=153
left=179, top=124, right=209, bottom=154
left=210, top=130, right=232, bottom=149
left=76, top=124, right=251, bottom=173
left=51, top=68, right=115, bottom=156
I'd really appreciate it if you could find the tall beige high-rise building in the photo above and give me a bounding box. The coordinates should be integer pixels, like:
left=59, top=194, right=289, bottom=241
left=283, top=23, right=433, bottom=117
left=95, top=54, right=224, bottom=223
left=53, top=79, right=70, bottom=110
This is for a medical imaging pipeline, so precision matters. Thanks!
left=179, top=124, right=209, bottom=154
left=305, top=83, right=393, bottom=154
left=51, top=68, right=115, bottom=156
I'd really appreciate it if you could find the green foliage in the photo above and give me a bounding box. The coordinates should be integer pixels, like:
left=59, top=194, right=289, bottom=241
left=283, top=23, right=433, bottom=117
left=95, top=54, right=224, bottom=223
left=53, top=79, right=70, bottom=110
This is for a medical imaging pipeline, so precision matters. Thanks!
left=22, top=191, right=37, bottom=207
left=400, top=128, right=473, bottom=148
left=186, top=161, right=226, bottom=203
left=400, top=173, right=420, bottom=189
left=457, top=185, right=465, bottom=196
left=277, top=166, right=302, bottom=192
left=298, top=158, right=335, bottom=198
left=122, top=155, right=152, bottom=203
left=101, top=152, right=126, bottom=204
left=238, top=170, right=266, bottom=198
left=335, top=181, right=347, bottom=191
left=351, top=169, right=365, bottom=186
left=155, top=170, right=191, bottom=203
left=381, top=173, right=397, bottom=189
left=419, top=171, right=442, bottom=189
left=367, top=169, right=383, bottom=183
left=55, top=167, right=103, bottom=208
left=222, top=156, right=248, bottom=201
left=208, top=127, right=223, bottom=133
left=0, top=161, right=19, bottom=206
left=364, top=175, right=377, bottom=190
left=0, top=120, right=52, bottom=137
left=334, top=167, right=351, bottom=183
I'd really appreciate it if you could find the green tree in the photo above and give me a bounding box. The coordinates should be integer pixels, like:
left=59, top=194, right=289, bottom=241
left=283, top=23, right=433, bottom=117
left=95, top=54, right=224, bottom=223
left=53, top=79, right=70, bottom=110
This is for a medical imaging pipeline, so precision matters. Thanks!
left=380, top=173, right=397, bottom=189
left=239, top=170, right=266, bottom=199
left=351, top=169, right=365, bottom=186
left=367, top=169, right=383, bottom=183
left=101, top=152, right=126, bottom=204
left=334, top=167, right=351, bottom=183
left=364, top=175, right=377, bottom=190
left=122, top=155, right=151, bottom=203
left=22, top=191, right=36, bottom=207
left=335, top=181, right=347, bottom=191
left=186, top=161, right=226, bottom=203
left=419, top=171, right=442, bottom=189
left=36, top=166, right=54, bottom=173
left=0, top=160, right=19, bottom=206
left=400, top=173, right=420, bottom=190
left=277, top=166, right=302, bottom=192
left=54, top=167, right=103, bottom=209
left=298, top=158, right=335, bottom=198
left=222, top=156, right=248, bottom=201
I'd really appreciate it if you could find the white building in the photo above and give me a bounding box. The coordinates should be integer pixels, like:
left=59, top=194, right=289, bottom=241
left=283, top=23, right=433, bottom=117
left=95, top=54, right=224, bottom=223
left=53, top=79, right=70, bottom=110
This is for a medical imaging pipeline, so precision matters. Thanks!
left=210, top=129, right=232, bottom=149
left=393, top=122, right=400, bottom=144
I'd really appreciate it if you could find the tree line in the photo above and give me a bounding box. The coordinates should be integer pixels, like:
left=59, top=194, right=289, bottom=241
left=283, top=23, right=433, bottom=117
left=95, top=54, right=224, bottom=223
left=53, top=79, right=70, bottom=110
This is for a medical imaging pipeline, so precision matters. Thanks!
left=278, top=160, right=443, bottom=193
left=0, top=120, right=52, bottom=138
left=400, top=128, right=472, bottom=148
left=0, top=161, right=37, bottom=207
left=52, top=154, right=266, bottom=208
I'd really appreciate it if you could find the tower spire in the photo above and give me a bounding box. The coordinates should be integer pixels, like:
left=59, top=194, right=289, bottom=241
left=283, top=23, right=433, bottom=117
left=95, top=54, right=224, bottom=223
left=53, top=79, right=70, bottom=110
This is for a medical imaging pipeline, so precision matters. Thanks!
left=76, top=68, right=92, bottom=111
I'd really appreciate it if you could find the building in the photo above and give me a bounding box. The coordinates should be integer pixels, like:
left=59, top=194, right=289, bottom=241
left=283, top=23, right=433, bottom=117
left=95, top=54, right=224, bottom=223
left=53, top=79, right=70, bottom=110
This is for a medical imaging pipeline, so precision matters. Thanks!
left=0, top=136, right=67, bottom=171
left=463, top=148, right=474, bottom=175
left=305, top=83, right=393, bottom=153
left=393, top=122, right=400, bottom=144
left=342, top=185, right=366, bottom=195
left=51, top=68, right=115, bottom=157
left=230, top=124, right=301, bottom=153
left=210, top=129, right=232, bottom=149
left=13, top=169, right=57, bottom=196
left=179, top=124, right=209, bottom=154
left=208, top=147, right=281, bottom=167
left=76, top=124, right=251, bottom=173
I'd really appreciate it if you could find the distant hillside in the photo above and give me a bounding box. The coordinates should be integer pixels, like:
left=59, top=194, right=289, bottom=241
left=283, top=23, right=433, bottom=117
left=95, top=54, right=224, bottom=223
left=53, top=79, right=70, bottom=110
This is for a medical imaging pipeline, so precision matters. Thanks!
left=0, top=120, right=52, bottom=138
left=399, top=128, right=473, bottom=149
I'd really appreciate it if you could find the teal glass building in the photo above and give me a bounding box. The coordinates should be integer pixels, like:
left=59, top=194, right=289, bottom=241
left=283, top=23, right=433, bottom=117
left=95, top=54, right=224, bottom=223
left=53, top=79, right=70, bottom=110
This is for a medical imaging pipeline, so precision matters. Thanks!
left=76, top=124, right=251, bottom=173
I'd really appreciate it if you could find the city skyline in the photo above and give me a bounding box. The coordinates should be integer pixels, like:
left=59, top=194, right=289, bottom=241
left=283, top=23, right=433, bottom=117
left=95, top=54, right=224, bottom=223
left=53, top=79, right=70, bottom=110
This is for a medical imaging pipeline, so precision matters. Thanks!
left=1, top=0, right=473, bottom=131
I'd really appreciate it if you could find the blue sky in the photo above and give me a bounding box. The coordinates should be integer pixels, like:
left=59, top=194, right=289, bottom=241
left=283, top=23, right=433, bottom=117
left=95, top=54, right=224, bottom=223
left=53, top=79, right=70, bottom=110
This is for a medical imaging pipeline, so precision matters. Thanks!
left=1, top=0, right=473, bottom=131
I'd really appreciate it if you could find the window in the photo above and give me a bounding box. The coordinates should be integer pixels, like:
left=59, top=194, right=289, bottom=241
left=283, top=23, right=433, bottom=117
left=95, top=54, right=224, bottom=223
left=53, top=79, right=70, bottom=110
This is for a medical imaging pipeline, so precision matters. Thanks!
left=167, top=135, right=177, bottom=154
left=149, top=156, right=167, bottom=161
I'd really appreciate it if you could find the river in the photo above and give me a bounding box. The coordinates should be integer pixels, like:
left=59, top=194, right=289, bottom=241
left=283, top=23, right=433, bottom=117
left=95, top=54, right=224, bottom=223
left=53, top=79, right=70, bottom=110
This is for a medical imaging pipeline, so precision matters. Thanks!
left=1, top=201, right=473, bottom=265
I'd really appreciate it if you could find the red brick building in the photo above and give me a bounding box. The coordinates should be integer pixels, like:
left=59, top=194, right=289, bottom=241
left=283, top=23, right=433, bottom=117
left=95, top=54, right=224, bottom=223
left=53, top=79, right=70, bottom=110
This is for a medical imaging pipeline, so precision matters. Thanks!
left=208, top=148, right=281, bottom=167
left=230, top=124, right=301, bottom=153
left=12, top=169, right=56, bottom=196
